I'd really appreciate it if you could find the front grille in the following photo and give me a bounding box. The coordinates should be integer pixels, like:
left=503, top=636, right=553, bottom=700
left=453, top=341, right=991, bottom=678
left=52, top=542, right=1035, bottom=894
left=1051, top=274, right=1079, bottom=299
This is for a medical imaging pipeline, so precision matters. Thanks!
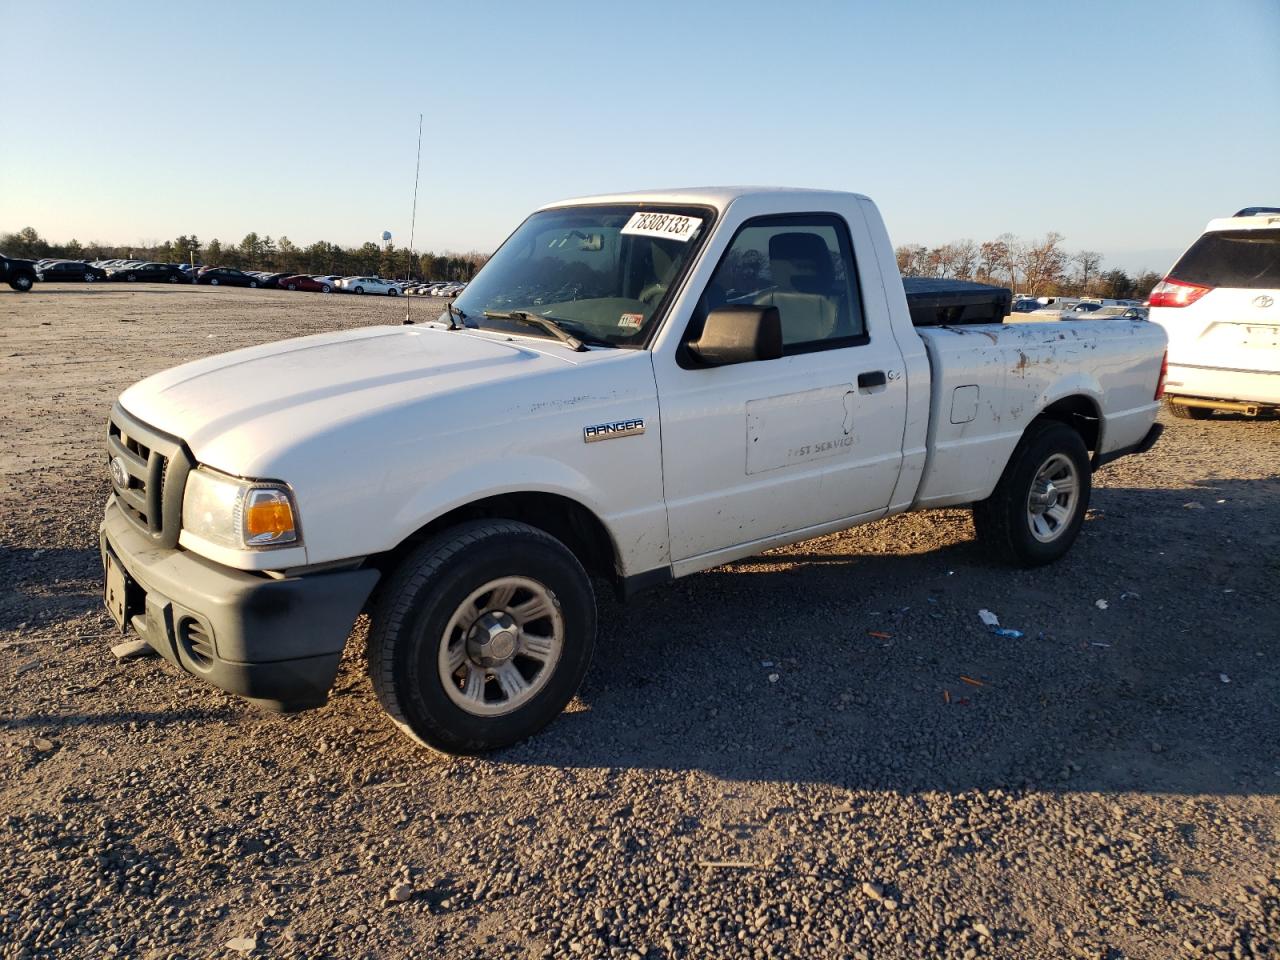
left=107, top=403, right=192, bottom=549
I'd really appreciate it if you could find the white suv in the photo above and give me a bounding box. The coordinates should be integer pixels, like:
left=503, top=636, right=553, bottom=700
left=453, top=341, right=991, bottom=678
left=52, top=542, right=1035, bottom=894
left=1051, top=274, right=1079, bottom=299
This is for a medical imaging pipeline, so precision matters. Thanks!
left=1150, top=210, right=1280, bottom=418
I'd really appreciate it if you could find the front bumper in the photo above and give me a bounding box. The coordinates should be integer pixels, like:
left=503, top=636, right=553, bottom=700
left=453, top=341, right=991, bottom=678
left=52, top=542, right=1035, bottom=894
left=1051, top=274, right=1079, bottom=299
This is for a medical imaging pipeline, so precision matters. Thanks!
left=100, top=498, right=380, bottom=711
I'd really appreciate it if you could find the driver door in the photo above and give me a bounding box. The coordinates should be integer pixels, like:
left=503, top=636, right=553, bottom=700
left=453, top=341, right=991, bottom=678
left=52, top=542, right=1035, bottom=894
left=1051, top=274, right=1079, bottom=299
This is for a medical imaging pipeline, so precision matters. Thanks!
left=654, top=211, right=907, bottom=572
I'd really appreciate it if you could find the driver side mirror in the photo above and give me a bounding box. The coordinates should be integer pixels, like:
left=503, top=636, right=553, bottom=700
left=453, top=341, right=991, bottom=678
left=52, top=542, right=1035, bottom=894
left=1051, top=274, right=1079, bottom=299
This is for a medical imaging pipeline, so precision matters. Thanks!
left=686, top=305, right=783, bottom=366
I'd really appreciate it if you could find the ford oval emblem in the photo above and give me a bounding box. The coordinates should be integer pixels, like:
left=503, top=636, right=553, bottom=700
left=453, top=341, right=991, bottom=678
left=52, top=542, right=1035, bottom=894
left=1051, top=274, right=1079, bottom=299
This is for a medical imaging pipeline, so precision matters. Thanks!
left=109, top=456, right=129, bottom=488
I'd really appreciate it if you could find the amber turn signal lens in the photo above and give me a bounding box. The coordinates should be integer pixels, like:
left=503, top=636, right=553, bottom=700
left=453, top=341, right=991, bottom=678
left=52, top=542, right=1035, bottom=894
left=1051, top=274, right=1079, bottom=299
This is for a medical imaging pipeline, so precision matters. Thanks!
left=242, top=488, right=296, bottom=545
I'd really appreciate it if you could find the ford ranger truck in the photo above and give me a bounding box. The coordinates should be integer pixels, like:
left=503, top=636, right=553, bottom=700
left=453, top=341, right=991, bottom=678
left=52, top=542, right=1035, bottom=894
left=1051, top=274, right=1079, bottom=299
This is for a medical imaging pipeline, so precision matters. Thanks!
left=100, top=188, right=1167, bottom=754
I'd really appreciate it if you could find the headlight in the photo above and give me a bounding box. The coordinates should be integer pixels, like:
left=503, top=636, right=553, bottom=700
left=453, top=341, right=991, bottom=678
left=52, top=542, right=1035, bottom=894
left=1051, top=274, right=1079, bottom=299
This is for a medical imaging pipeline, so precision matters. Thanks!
left=182, top=468, right=300, bottom=549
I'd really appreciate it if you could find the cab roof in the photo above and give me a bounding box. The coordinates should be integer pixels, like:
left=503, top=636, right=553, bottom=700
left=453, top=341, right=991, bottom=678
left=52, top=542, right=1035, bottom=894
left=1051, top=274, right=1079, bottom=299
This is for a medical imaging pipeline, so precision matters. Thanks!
left=538, top=186, right=869, bottom=213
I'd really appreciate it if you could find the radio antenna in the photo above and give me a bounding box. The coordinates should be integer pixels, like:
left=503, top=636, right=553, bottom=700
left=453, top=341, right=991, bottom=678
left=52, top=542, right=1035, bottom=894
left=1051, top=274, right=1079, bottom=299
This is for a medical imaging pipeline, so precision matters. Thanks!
left=404, top=112, right=423, bottom=325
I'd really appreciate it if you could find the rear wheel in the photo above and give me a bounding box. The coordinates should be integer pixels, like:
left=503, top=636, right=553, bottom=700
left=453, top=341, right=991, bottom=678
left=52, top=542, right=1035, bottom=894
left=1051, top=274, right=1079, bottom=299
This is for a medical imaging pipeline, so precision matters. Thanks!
left=321, top=284, right=332, bottom=294
left=368, top=519, right=596, bottom=755
left=388, top=287, right=399, bottom=297
left=9, top=274, right=33, bottom=292
left=1167, top=401, right=1212, bottom=420
left=973, top=419, right=1091, bottom=567
left=127, top=273, right=137, bottom=282
left=209, top=278, right=220, bottom=285
left=354, top=286, right=365, bottom=295
left=287, top=283, right=297, bottom=291
left=248, top=281, right=258, bottom=288
left=168, top=274, right=179, bottom=283
left=84, top=272, right=96, bottom=282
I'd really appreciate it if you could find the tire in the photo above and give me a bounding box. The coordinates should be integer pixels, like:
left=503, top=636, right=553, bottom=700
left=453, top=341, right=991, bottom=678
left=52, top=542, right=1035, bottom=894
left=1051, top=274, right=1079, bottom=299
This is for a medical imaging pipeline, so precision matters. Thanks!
left=249, top=281, right=258, bottom=288
left=84, top=272, right=96, bottom=282
left=287, top=283, right=297, bottom=291
left=388, top=287, right=399, bottom=297
left=972, top=419, right=1091, bottom=567
left=127, top=273, right=137, bottom=282
left=354, top=286, right=365, bottom=295
left=210, top=278, right=220, bottom=286
left=1167, top=401, right=1212, bottom=420
left=9, top=273, right=34, bottom=292
left=321, top=284, right=332, bottom=294
left=367, top=519, right=597, bottom=755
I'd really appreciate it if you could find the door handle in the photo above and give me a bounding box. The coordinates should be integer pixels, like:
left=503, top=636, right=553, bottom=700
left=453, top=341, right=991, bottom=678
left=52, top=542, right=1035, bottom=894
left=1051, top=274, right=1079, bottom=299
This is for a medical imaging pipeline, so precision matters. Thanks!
left=857, top=370, right=887, bottom=388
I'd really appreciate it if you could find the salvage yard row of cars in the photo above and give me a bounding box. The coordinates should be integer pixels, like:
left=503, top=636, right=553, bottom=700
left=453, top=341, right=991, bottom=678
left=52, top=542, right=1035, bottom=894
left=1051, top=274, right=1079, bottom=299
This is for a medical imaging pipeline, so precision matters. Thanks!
left=17, top=257, right=468, bottom=296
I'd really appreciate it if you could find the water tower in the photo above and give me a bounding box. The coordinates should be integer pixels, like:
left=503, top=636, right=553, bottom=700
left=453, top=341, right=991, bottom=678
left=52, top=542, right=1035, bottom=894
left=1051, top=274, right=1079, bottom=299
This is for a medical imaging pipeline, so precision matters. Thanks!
left=381, top=230, right=392, bottom=250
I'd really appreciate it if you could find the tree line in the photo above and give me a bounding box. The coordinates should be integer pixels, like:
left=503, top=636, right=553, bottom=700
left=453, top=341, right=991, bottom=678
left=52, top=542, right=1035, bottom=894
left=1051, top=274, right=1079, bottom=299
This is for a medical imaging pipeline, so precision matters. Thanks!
left=0, top=227, right=489, bottom=282
left=895, top=233, right=1162, bottom=300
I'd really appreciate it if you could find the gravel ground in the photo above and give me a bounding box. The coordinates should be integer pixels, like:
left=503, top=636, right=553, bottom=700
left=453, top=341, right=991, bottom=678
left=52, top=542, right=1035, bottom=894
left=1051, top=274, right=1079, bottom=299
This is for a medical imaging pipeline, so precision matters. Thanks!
left=1, top=284, right=1278, bottom=960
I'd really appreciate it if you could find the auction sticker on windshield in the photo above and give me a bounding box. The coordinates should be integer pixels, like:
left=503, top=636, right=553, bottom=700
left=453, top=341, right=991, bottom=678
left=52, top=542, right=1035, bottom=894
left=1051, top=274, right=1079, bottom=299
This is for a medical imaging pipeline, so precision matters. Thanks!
left=621, top=212, right=702, bottom=242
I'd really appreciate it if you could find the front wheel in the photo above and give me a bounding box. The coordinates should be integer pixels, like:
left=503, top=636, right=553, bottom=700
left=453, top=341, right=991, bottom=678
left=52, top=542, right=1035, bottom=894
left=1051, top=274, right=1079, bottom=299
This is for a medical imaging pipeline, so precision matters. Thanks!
left=248, top=281, right=258, bottom=288
left=387, top=287, right=399, bottom=297
left=287, top=283, right=297, bottom=291
left=9, top=274, right=34, bottom=292
left=367, top=520, right=597, bottom=755
left=973, top=419, right=1091, bottom=567
left=354, top=286, right=365, bottom=295
left=84, top=272, right=96, bottom=283
left=320, top=284, right=332, bottom=294
left=209, top=278, right=220, bottom=286
left=168, top=274, right=179, bottom=283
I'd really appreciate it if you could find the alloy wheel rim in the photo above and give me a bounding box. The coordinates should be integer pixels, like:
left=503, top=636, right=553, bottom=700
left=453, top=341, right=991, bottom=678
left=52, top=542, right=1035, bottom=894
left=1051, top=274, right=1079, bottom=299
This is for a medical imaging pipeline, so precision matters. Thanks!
left=1026, top=453, right=1080, bottom=543
left=437, top=576, right=564, bottom=717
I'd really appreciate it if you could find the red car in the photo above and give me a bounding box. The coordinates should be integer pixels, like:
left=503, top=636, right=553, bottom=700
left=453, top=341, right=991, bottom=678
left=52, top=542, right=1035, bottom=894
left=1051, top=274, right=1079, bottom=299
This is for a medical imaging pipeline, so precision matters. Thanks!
left=278, top=274, right=335, bottom=293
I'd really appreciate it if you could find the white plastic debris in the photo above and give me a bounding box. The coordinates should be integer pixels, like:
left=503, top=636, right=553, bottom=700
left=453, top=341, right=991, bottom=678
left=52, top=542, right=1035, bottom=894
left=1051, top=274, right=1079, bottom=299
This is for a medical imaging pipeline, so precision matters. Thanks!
left=1219, top=673, right=1231, bottom=684
left=1095, top=599, right=1109, bottom=610
left=767, top=673, right=780, bottom=683
left=978, top=609, right=1000, bottom=627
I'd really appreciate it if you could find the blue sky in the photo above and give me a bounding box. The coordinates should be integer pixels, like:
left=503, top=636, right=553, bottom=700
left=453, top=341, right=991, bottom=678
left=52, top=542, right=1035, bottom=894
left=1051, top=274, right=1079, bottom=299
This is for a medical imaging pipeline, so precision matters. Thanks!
left=2, top=0, right=1277, bottom=273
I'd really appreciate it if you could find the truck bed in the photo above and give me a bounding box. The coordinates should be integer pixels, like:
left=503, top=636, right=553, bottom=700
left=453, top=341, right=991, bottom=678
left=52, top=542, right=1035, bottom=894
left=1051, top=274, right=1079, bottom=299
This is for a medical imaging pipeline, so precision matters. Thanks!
left=910, top=317, right=1166, bottom=508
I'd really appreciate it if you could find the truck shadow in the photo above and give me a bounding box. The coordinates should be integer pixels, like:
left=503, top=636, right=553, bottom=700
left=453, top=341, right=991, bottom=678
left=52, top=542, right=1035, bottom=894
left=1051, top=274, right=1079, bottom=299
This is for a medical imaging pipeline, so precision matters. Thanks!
left=512, top=476, right=1280, bottom=796
left=0, top=547, right=104, bottom=631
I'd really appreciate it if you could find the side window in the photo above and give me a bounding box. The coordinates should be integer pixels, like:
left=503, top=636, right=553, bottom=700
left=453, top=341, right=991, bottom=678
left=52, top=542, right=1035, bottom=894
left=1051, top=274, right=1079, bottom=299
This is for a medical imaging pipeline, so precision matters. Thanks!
left=698, top=214, right=866, bottom=352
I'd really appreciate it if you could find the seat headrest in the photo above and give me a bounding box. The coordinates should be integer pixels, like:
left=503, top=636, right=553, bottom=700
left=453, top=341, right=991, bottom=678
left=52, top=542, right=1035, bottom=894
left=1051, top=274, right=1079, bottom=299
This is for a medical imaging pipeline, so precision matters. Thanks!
left=768, top=232, right=833, bottom=294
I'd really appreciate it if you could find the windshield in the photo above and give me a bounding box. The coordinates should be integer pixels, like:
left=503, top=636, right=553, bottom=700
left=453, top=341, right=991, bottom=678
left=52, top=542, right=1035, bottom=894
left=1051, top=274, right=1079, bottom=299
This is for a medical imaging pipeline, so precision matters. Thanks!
left=449, top=204, right=713, bottom=347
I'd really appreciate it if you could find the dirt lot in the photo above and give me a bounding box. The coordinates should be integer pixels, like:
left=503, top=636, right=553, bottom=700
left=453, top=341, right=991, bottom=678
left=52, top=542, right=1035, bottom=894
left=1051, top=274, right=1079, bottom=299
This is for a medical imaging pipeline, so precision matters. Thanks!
left=1, top=284, right=1278, bottom=960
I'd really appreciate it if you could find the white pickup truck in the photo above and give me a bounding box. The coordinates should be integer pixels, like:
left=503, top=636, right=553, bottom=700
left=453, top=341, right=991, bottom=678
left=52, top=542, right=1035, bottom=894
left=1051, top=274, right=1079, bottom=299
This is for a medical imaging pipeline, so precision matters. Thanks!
left=100, top=187, right=1166, bottom=754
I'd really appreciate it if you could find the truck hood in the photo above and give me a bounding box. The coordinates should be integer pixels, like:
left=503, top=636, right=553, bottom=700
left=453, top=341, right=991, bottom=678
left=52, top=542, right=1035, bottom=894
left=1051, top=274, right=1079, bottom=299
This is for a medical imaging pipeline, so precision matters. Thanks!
left=119, top=325, right=583, bottom=474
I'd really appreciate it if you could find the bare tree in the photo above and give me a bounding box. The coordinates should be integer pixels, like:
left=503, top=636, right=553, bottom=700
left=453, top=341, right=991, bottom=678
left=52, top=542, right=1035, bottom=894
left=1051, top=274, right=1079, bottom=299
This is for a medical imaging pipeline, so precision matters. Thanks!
left=951, top=239, right=978, bottom=280
left=1072, top=250, right=1103, bottom=295
left=1019, top=232, right=1066, bottom=296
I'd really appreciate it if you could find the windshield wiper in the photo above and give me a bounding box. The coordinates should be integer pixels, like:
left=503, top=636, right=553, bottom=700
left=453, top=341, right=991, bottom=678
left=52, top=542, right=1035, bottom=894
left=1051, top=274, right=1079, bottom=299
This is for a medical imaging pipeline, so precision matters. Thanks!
left=483, top=310, right=588, bottom=352
left=443, top=302, right=467, bottom=330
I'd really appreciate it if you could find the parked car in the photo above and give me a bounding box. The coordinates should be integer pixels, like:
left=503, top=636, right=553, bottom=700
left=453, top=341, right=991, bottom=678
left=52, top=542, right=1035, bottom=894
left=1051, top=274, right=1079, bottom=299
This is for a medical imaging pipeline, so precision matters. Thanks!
left=110, top=262, right=189, bottom=283
left=1, top=253, right=37, bottom=292
left=255, top=272, right=295, bottom=289
left=313, top=275, right=345, bottom=290
left=1150, top=210, right=1280, bottom=418
left=340, top=276, right=402, bottom=296
left=196, top=267, right=261, bottom=287
left=37, top=260, right=108, bottom=283
left=98, top=186, right=1166, bottom=754
left=278, top=275, right=336, bottom=293
left=1064, top=306, right=1148, bottom=321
